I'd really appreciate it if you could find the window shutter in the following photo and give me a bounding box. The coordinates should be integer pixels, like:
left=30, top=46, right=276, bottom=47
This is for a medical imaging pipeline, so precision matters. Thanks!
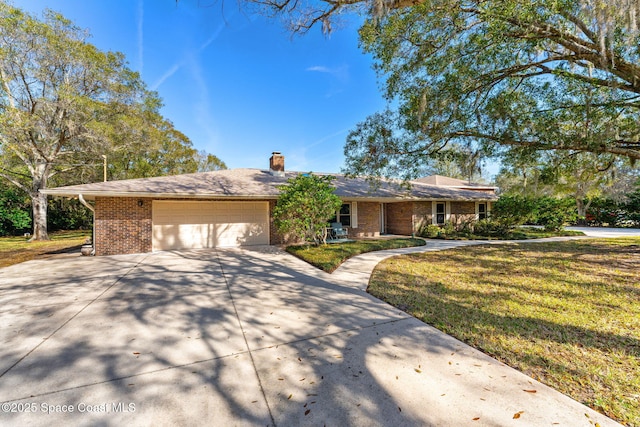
left=351, top=202, right=358, bottom=228
left=432, top=202, right=437, bottom=225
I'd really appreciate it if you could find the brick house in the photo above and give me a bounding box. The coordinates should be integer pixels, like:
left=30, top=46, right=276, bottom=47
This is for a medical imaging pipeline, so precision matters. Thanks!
left=43, top=152, right=497, bottom=256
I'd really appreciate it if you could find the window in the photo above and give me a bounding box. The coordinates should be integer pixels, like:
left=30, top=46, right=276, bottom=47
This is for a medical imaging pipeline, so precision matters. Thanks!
left=330, top=202, right=357, bottom=228
left=477, top=202, right=488, bottom=220
left=436, top=202, right=446, bottom=225
left=338, top=203, right=351, bottom=227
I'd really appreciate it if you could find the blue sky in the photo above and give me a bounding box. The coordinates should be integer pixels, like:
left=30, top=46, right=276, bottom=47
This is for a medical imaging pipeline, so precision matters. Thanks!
left=21, top=0, right=386, bottom=173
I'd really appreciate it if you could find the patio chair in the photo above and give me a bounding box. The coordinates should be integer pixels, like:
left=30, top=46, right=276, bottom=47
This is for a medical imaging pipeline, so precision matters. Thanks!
left=330, top=222, right=348, bottom=240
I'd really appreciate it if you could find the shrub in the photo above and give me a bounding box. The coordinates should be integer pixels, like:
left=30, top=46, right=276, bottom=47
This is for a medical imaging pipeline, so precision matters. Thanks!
left=0, top=188, right=31, bottom=236
left=473, top=218, right=509, bottom=236
left=534, top=197, right=578, bottom=231
left=273, top=173, right=343, bottom=245
left=442, top=221, right=456, bottom=235
left=420, top=224, right=441, bottom=238
left=491, top=195, right=536, bottom=229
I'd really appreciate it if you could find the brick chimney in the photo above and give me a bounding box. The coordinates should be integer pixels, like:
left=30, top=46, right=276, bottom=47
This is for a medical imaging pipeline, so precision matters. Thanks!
left=269, top=152, right=285, bottom=176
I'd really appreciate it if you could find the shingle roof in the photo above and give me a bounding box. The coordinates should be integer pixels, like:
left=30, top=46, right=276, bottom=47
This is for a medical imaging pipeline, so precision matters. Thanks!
left=42, top=168, right=497, bottom=201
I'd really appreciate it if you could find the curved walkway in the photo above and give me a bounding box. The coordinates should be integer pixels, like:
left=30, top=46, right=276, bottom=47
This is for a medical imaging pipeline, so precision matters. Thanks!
left=0, top=230, right=635, bottom=426
left=332, top=227, right=640, bottom=291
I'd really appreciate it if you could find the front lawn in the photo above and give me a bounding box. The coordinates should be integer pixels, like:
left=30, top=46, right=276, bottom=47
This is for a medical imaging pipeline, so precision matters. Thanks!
left=368, top=238, right=640, bottom=426
left=286, top=238, right=426, bottom=272
left=0, top=230, right=89, bottom=268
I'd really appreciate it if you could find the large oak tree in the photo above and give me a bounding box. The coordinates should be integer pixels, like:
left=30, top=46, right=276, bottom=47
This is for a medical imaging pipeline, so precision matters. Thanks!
left=0, top=3, right=225, bottom=239
left=247, top=0, right=640, bottom=178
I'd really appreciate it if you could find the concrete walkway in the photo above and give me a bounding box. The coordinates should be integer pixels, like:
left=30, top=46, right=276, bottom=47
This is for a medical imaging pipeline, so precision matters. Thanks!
left=0, top=234, right=630, bottom=426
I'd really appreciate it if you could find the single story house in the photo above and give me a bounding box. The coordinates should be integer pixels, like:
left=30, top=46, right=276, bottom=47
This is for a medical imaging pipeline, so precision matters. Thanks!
left=43, top=152, right=498, bottom=256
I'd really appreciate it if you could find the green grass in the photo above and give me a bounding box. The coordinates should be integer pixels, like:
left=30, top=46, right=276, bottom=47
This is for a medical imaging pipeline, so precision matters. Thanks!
left=0, top=230, right=89, bottom=268
left=368, top=238, right=640, bottom=426
left=286, top=238, right=426, bottom=272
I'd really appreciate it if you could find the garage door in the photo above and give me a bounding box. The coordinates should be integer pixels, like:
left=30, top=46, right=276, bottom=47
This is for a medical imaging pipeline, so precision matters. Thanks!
left=152, top=201, right=269, bottom=251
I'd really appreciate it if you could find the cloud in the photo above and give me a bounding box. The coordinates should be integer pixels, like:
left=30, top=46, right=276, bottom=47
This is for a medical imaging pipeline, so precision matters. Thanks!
left=306, top=64, right=349, bottom=81
left=151, top=63, right=182, bottom=91
left=305, top=128, right=350, bottom=149
left=306, top=64, right=350, bottom=97
left=151, top=21, right=226, bottom=91
left=306, top=65, right=332, bottom=73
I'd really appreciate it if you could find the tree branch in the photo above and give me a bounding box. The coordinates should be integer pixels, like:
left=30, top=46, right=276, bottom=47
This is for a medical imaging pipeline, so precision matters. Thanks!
left=0, top=169, right=30, bottom=193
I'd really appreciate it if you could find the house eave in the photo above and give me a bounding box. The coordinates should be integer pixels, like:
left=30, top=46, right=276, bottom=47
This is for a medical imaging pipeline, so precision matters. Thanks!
left=40, top=190, right=280, bottom=201
left=42, top=190, right=497, bottom=203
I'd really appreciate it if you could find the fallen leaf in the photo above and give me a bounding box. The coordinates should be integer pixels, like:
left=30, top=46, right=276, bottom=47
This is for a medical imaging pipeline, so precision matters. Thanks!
left=288, top=394, right=293, bottom=400
left=513, top=411, right=524, bottom=419
left=414, top=368, right=422, bottom=373
left=304, top=409, right=310, bottom=416
left=132, top=352, right=140, bottom=355
left=523, top=389, right=537, bottom=393
left=472, top=417, right=480, bottom=421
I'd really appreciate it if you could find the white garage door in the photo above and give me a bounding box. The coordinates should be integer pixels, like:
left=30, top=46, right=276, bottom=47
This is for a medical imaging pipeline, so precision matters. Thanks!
left=152, top=201, right=269, bottom=251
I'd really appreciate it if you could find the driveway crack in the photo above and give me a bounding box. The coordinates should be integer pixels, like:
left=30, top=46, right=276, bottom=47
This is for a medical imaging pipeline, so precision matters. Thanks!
left=215, top=249, right=277, bottom=427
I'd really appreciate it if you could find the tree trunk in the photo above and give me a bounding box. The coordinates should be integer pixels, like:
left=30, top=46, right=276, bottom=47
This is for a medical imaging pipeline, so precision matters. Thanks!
left=576, top=198, right=588, bottom=226
left=29, top=166, right=50, bottom=241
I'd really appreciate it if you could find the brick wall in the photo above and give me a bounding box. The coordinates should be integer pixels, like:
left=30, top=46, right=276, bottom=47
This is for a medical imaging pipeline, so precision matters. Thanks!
left=413, top=201, right=433, bottom=233
left=451, top=201, right=475, bottom=215
left=95, top=197, right=152, bottom=256
left=351, top=202, right=380, bottom=237
left=386, top=202, right=413, bottom=235
left=450, top=201, right=476, bottom=225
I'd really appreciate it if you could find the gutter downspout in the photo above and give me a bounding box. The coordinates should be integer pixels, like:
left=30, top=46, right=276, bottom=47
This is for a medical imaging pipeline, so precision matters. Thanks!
left=78, top=194, right=96, bottom=256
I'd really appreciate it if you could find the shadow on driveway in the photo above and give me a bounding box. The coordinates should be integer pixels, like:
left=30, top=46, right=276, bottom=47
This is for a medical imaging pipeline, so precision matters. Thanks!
left=0, top=247, right=621, bottom=426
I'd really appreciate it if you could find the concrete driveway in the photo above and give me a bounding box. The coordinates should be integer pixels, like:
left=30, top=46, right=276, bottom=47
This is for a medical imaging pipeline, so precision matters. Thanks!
left=0, top=245, right=622, bottom=426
